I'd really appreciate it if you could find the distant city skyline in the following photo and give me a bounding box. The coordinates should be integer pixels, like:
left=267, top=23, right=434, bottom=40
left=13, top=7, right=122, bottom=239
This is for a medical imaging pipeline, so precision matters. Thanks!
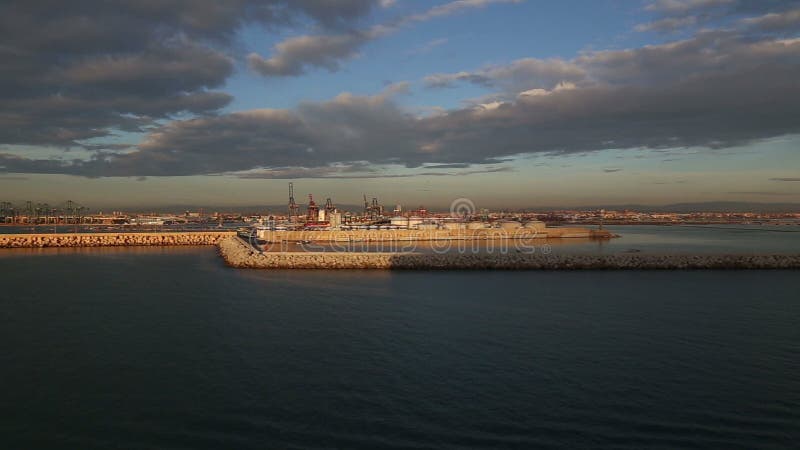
left=1, top=0, right=799, bottom=207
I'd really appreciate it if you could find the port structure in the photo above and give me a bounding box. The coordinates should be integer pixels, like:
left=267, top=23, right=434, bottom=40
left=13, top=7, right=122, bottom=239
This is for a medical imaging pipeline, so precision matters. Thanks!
left=0, top=200, right=88, bottom=224
left=300, top=194, right=332, bottom=229
left=287, top=182, right=299, bottom=223
left=306, top=194, right=319, bottom=223
left=363, top=195, right=383, bottom=221
left=0, top=202, right=14, bottom=223
left=324, top=198, right=336, bottom=217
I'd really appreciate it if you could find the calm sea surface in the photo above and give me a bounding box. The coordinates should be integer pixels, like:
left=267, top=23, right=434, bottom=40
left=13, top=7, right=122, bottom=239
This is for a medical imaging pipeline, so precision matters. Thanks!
left=1, top=228, right=799, bottom=449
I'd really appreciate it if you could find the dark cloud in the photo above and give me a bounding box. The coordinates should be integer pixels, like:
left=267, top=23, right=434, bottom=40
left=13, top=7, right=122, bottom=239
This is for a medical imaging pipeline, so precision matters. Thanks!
left=248, top=32, right=370, bottom=76
left=97, top=109, right=314, bottom=176
left=603, top=168, right=623, bottom=173
left=122, top=89, right=421, bottom=175
left=0, top=1, right=380, bottom=148
left=5, top=42, right=799, bottom=178
left=770, top=177, right=800, bottom=181
left=429, top=27, right=800, bottom=92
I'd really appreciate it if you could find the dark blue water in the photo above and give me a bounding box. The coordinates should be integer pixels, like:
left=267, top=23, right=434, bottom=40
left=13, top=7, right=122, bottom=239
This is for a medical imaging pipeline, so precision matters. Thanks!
left=1, top=247, right=799, bottom=449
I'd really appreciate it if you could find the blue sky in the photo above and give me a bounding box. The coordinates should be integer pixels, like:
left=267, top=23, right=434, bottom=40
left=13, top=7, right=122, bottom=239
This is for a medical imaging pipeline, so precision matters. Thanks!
left=1, top=0, right=799, bottom=209
left=226, top=1, right=648, bottom=112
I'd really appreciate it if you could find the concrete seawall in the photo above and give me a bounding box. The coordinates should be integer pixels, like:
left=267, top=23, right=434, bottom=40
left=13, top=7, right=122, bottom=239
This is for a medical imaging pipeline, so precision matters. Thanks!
left=0, top=232, right=236, bottom=248
left=218, top=237, right=800, bottom=270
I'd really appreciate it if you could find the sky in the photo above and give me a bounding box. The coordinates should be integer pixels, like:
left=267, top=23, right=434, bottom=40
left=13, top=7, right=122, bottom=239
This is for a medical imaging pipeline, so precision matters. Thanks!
left=1, top=0, right=799, bottom=210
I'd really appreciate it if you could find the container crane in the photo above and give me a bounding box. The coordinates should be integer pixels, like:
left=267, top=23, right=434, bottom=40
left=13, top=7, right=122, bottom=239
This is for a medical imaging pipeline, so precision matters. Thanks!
left=288, top=182, right=299, bottom=222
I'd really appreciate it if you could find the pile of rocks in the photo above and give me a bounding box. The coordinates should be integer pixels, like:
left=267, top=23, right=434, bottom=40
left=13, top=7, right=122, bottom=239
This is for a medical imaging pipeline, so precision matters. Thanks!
left=218, top=237, right=800, bottom=270
left=218, top=237, right=399, bottom=269
left=0, top=232, right=236, bottom=248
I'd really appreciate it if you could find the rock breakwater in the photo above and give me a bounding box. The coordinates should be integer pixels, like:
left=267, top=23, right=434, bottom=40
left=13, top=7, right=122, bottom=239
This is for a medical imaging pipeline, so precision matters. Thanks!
left=0, top=232, right=236, bottom=248
left=254, top=227, right=614, bottom=242
left=218, top=237, right=800, bottom=270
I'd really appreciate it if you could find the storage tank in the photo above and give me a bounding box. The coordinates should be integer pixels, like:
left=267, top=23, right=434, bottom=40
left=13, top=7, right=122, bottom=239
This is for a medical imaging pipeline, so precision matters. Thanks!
left=391, top=216, right=425, bottom=229
left=390, top=216, right=409, bottom=228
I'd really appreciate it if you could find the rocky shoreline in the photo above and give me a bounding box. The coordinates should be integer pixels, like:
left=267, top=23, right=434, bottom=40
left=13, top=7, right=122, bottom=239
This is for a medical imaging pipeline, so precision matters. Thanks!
left=0, top=232, right=236, bottom=248
left=218, top=237, right=800, bottom=270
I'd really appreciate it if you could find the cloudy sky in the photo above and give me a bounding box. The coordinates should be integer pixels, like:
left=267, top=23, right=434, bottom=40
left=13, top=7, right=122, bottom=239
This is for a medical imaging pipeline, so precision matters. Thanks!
left=1, top=0, right=799, bottom=209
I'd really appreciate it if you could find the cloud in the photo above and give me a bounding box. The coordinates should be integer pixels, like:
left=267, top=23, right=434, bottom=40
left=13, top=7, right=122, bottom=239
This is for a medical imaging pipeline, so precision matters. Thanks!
left=425, top=58, right=586, bottom=91
left=6, top=42, right=800, bottom=179
left=3, top=0, right=800, bottom=178
left=236, top=166, right=512, bottom=179
left=644, top=0, right=733, bottom=15
left=770, top=177, right=800, bottom=181
left=637, top=0, right=798, bottom=31
left=603, top=168, right=623, bottom=173
left=427, top=27, right=800, bottom=92
left=402, top=0, right=521, bottom=22
left=407, top=38, right=449, bottom=55
left=741, top=8, right=800, bottom=31
left=635, top=16, right=698, bottom=32
left=0, top=1, right=382, bottom=148
left=249, top=0, right=520, bottom=77
left=248, top=32, right=369, bottom=76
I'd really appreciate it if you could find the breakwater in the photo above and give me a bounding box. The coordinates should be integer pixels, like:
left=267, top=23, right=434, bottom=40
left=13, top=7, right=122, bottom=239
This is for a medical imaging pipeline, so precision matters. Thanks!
left=0, top=232, right=236, bottom=248
left=256, top=227, right=612, bottom=242
left=218, top=237, right=800, bottom=270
